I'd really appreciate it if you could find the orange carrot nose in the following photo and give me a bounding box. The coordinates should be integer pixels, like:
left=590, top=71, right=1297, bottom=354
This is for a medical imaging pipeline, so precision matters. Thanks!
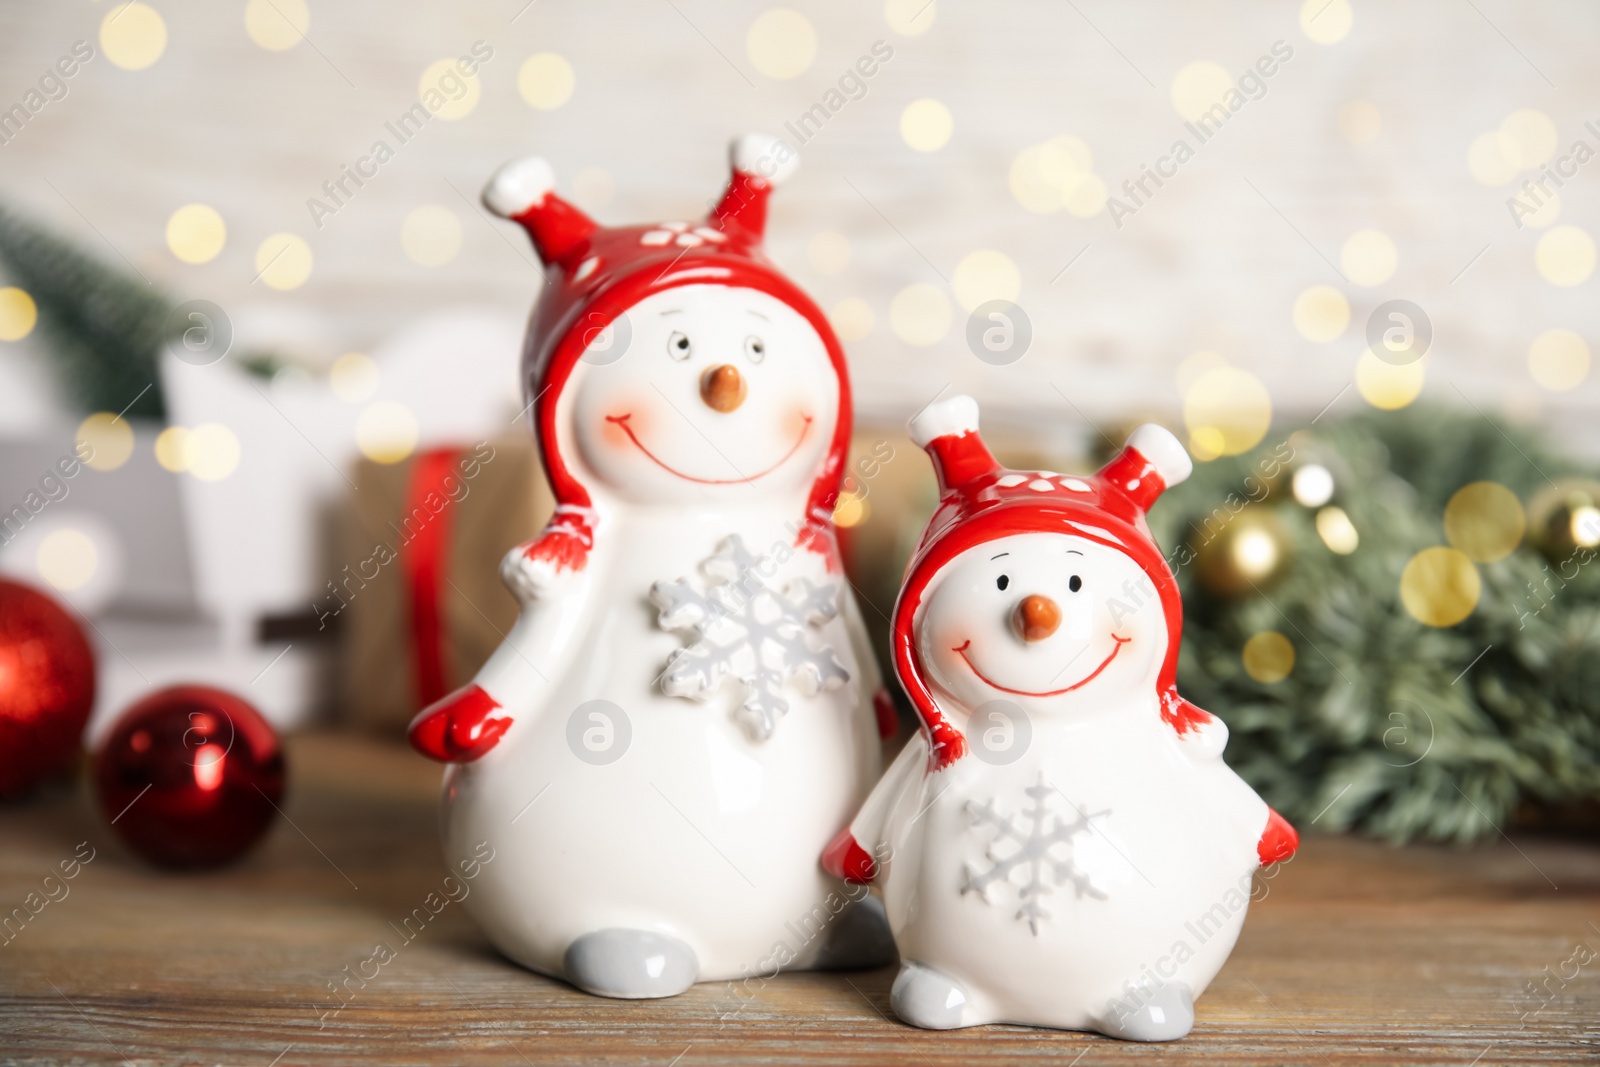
left=700, top=364, right=746, bottom=413
left=1015, top=594, right=1061, bottom=642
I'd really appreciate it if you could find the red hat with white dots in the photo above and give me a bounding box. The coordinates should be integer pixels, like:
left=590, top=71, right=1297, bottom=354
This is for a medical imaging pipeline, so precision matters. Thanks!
left=482, top=133, right=852, bottom=572
left=892, top=394, right=1209, bottom=770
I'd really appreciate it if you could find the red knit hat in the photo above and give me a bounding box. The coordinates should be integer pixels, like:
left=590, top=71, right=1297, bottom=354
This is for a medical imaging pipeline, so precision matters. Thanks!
left=893, top=395, right=1211, bottom=771
left=483, top=133, right=852, bottom=572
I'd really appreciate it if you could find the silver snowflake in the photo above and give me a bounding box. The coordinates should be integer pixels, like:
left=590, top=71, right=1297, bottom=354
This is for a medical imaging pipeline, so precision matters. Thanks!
left=962, top=775, right=1110, bottom=935
left=649, top=535, right=849, bottom=741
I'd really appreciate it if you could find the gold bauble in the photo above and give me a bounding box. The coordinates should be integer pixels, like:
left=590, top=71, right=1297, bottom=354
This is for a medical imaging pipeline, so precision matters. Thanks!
left=1525, top=479, right=1600, bottom=562
left=1194, top=507, right=1295, bottom=598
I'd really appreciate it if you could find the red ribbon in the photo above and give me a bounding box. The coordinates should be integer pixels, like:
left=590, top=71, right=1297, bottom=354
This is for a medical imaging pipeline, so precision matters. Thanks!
left=400, top=447, right=464, bottom=708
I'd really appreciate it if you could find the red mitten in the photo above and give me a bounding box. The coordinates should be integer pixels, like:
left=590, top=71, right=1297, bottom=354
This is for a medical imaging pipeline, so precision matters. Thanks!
left=1257, top=807, right=1299, bottom=866
left=408, top=684, right=511, bottom=763
left=821, top=827, right=877, bottom=885
left=872, top=689, right=899, bottom=739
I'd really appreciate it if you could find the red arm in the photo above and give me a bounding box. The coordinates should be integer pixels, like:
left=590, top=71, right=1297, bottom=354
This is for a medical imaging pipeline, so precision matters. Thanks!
left=1257, top=807, right=1299, bottom=866
left=822, top=827, right=877, bottom=885
left=408, top=684, right=512, bottom=763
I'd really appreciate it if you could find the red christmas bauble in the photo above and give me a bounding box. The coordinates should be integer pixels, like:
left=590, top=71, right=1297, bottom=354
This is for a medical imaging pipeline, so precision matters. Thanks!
left=94, top=685, right=286, bottom=870
left=0, top=578, right=95, bottom=798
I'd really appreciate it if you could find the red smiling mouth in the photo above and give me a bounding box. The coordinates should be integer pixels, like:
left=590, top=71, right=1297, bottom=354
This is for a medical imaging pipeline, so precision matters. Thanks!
left=953, top=635, right=1131, bottom=697
left=605, top=413, right=812, bottom=485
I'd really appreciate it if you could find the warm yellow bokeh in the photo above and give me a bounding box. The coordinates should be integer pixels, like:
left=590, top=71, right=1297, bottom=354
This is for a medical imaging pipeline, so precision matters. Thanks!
left=1400, top=546, right=1481, bottom=627
left=401, top=205, right=462, bottom=267
left=1340, top=230, right=1397, bottom=287
left=1355, top=349, right=1426, bottom=409
left=330, top=352, right=380, bottom=403
left=1498, top=109, right=1558, bottom=169
left=1169, top=61, right=1233, bottom=123
left=1316, top=506, right=1359, bottom=554
left=77, top=413, right=135, bottom=472
left=1443, top=482, right=1525, bottom=563
left=186, top=423, right=241, bottom=481
left=1175, top=350, right=1230, bottom=393
left=746, top=9, right=816, bottom=79
left=154, top=426, right=189, bottom=472
left=1536, top=226, right=1596, bottom=287
left=808, top=231, right=851, bottom=275
left=889, top=284, right=951, bottom=346
left=833, top=490, right=869, bottom=528
left=244, top=0, right=309, bottom=51
left=900, top=99, right=953, bottom=152
left=885, top=0, right=935, bottom=35
left=1467, top=132, right=1518, bottom=187
left=166, top=204, right=226, bottom=265
left=37, top=529, right=98, bottom=591
left=419, top=58, right=481, bottom=120
left=1292, top=285, right=1350, bottom=343
left=255, top=233, right=313, bottom=291
left=1339, top=100, right=1381, bottom=144
left=357, top=401, right=419, bottom=464
left=0, top=287, right=38, bottom=342
left=952, top=250, right=1021, bottom=313
left=1518, top=191, right=1561, bottom=229
left=101, top=2, right=166, bottom=71
left=1300, top=0, right=1353, bottom=44
left=1528, top=328, right=1590, bottom=392
left=830, top=298, right=874, bottom=342
left=1242, top=631, right=1295, bottom=683
left=518, top=53, right=575, bottom=110
left=1183, top=366, right=1272, bottom=457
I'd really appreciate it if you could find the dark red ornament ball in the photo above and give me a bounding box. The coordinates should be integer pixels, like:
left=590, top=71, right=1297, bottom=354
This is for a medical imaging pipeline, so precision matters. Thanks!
left=94, top=685, right=286, bottom=870
left=0, top=578, right=95, bottom=799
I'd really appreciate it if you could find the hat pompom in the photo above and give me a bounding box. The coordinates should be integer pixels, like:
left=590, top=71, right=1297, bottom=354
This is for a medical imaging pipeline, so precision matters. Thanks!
left=730, top=132, right=799, bottom=186
left=908, top=395, right=980, bottom=448
left=1127, top=424, right=1192, bottom=488
left=483, top=156, right=557, bottom=218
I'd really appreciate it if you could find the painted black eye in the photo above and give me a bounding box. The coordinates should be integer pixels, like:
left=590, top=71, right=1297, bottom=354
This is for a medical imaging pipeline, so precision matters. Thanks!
left=667, top=331, right=691, bottom=361
left=744, top=335, right=766, bottom=363
left=1069, top=575, right=1082, bottom=592
left=996, top=575, right=1009, bottom=591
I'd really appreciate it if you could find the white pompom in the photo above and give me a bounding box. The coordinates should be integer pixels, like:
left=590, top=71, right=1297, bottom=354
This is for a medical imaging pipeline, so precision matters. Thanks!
left=1127, top=424, right=1193, bottom=487
left=483, top=156, right=557, bottom=218
left=909, top=395, right=980, bottom=448
left=730, top=132, right=799, bottom=186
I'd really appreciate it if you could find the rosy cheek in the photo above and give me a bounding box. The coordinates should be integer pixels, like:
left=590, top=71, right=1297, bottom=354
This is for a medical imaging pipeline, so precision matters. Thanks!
left=599, top=399, right=654, bottom=450
left=782, top=403, right=814, bottom=442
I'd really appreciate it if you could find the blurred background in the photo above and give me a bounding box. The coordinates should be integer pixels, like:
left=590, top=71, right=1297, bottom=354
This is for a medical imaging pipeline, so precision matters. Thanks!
left=3, top=0, right=1600, bottom=846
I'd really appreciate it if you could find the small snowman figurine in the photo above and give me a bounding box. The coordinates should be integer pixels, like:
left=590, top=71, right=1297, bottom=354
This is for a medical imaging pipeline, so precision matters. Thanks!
left=409, top=134, right=896, bottom=998
left=824, top=395, right=1298, bottom=1040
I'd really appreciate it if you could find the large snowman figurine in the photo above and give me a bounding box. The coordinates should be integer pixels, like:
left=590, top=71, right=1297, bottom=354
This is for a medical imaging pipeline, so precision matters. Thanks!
left=824, top=396, right=1298, bottom=1040
left=409, top=134, right=896, bottom=998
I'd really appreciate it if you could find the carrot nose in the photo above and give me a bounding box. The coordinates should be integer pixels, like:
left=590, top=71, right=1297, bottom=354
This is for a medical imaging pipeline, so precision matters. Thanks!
left=700, top=364, right=746, bottom=413
left=1015, top=594, right=1061, bottom=642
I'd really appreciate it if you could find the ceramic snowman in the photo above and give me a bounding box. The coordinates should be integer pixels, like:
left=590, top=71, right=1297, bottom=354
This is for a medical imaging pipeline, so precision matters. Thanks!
left=408, top=134, right=898, bottom=998
left=823, top=396, right=1298, bottom=1040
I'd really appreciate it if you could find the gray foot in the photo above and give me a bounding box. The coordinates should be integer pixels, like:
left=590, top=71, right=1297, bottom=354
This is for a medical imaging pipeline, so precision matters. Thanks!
left=812, top=895, right=898, bottom=970
left=890, top=961, right=972, bottom=1029
left=1098, top=982, right=1194, bottom=1042
left=562, top=928, right=699, bottom=999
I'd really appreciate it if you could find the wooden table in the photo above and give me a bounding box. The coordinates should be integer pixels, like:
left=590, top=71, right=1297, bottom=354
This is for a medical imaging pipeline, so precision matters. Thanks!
left=2, top=733, right=1597, bottom=1065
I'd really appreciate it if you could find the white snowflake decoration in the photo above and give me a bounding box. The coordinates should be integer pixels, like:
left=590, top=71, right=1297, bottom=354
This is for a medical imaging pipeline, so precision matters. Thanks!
left=649, top=536, right=849, bottom=741
left=962, top=775, right=1110, bottom=935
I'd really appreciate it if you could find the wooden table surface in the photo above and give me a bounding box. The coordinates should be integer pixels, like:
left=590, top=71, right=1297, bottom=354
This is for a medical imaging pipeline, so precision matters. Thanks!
left=2, top=733, right=1597, bottom=1066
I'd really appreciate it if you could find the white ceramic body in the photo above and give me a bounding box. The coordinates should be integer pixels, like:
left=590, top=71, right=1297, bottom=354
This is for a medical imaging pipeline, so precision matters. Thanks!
left=851, top=530, right=1268, bottom=1029
left=435, top=283, right=883, bottom=982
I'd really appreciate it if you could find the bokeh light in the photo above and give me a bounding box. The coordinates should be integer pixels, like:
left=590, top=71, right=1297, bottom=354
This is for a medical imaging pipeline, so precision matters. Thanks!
left=885, top=0, right=935, bottom=35
left=244, top=0, right=308, bottom=51
left=831, top=298, right=874, bottom=341
left=1300, top=0, right=1353, bottom=44
left=101, top=2, right=166, bottom=71
left=518, top=53, right=575, bottom=109
left=1355, top=348, right=1425, bottom=409
left=1183, top=366, right=1272, bottom=458
left=1292, top=285, right=1350, bottom=343
left=1242, top=631, right=1295, bottom=683
left=36, top=529, right=97, bottom=591
left=889, top=284, right=950, bottom=346
left=1169, top=61, right=1232, bottom=123
left=185, top=423, right=241, bottom=482
left=0, top=287, right=38, bottom=342
left=746, top=9, right=816, bottom=79
left=357, top=401, right=418, bottom=464
left=1536, top=225, right=1596, bottom=287
left=154, top=426, right=189, bottom=472
left=900, top=99, right=953, bottom=152
left=255, top=233, right=313, bottom=291
left=1467, top=131, right=1519, bottom=187
left=1527, top=328, right=1590, bottom=392
left=1316, top=506, right=1359, bottom=554
left=401, top=205, right=462, bottom=267
left=1498, top=109, right=1558, bottom=169
left=952, top=250, right=1021, bottom=313
left=329, top=352, right=380, bottom=402
left=419, top=58, right=481, bottom=120
left=1400, top=546, right=1480, bottom=627
left=166, top=204, right=226, bottom=264
left=1292, top=464, right=1335, bottom=507
left=1340, top=230, right=1397, bottom=287
left=1443, top=481, right=1525, bottom=563
left=76, top=413, right=135, bottom=472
